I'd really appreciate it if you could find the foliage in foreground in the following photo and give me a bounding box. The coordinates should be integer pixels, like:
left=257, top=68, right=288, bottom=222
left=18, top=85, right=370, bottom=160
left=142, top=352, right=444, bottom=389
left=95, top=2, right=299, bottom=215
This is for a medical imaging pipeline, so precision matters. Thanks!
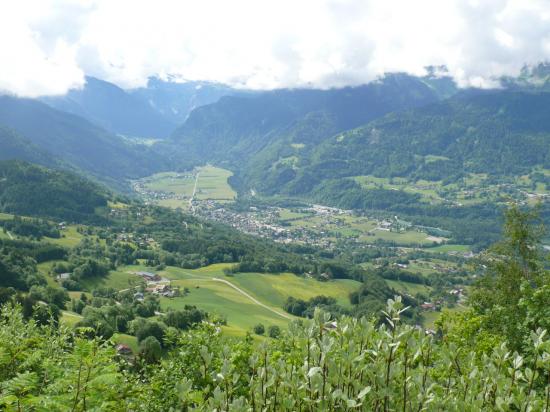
left=0, top=300, right=549, bottom=411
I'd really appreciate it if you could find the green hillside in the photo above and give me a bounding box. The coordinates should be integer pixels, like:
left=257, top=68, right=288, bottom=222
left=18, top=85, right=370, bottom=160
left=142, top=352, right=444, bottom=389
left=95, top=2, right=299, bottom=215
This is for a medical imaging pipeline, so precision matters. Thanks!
left=0, top=95, right=168, bottom=185
left=169, top=73, right=441, bottom=167
left=0, top=126, right=63, bottom=168
left=0, top=160, right=110, bottom=223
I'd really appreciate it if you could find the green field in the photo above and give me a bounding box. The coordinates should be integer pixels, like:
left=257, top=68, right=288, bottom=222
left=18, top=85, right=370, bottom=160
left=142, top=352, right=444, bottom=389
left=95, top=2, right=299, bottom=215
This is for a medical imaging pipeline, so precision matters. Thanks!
left=386, top=279, right=431, bottom=295
left=421, top=311, right=441, bottom=329
left=425, top=244, right=471, bottom=253
left=112, top=333, right=139, bottom=352
left=194, top=166, right=236, bottom=201
left=139, top=165, right=236, bottom=209
left=160, top=264, right=360, bottom=335
left=362, top=228, right=434, bottom=245
left=93, top=263, right=361, bottom=336
left=354, top=175, right=444, bottom=204
left=352, top=172, right=548, bottom=207
left=60, top=310, right=83, bottom=327
left=221, top=272, right=359, bottom=309
left=45, top=225, right=86, bottom=247
left=37, top=260, right=64, bottom=287
left=80, top=268, right=143, bottom=291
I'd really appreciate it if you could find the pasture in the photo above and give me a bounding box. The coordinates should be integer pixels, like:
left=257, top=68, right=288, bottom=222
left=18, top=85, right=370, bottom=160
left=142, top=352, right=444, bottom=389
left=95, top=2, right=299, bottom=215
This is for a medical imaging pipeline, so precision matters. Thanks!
left=139, top=165, right=236, bottom=209
left=426, top=244, right=471, bottom=253
left=104, top=263, right=361, bottom=336
left=45, top=225, right=86, bottom=247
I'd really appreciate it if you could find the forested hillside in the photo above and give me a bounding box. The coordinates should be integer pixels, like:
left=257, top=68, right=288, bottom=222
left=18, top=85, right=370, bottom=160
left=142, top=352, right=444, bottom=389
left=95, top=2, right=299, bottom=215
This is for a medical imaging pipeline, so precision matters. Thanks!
left=0, top=126, right=62, bottom=168
left=306, top=90, right=550, bottom=181
left=169, top=73, right=442, bottom=166
left=0, top=160, right=110, bottom=223
left=0, top=96, right=168, bottom=185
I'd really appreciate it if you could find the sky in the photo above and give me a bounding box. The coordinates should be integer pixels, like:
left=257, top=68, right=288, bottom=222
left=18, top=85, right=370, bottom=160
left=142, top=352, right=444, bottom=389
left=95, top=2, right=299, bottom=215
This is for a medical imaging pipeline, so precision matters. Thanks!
left=1, top=0, right=550, bottom=97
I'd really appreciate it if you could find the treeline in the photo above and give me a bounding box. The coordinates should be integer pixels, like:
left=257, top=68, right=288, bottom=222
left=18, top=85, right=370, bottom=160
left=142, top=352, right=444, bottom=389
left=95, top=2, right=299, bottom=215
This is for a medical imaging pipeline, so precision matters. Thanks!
left=283, top=295, right=348, bottom=318
left=0, top=216, right=60, bottom=239
left=371, top=266, right=427, bottom=285
left=72, top=289, right=208, bottom=362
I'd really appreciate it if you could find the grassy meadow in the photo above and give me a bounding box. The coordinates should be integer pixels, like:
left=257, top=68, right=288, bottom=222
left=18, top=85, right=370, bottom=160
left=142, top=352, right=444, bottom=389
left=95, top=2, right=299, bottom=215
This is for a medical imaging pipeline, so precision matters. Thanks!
left=139, top=165, right=236, bottom=209
left=81, top=263, right=361, bottom=336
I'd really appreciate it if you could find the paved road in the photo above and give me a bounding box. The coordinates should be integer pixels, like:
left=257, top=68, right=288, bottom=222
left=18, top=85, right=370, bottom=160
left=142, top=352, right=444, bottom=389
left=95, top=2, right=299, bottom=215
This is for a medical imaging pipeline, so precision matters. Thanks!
left=189, top=172, right=200, bottom=213
left=6, top=231, right=13, bottom=240
left=212, top=277, right=292, bottom=320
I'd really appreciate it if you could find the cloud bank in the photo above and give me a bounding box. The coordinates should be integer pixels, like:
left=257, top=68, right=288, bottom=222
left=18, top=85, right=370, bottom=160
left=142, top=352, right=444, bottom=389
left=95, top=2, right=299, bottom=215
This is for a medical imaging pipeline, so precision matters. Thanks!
left=1, top=0, right=550, bottom=97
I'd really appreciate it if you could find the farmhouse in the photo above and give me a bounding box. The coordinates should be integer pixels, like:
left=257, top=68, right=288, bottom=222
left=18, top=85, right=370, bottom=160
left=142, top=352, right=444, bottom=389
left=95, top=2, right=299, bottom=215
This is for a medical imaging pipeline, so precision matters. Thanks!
left=57, top=273, right=71, bottom=281
left=420, top=302, right=436, bottom=311
left=135, top=271, right=161, bottom=281
left=116, top=344, right=133, bottom=356
left=145, top=283, right=175, bottom=297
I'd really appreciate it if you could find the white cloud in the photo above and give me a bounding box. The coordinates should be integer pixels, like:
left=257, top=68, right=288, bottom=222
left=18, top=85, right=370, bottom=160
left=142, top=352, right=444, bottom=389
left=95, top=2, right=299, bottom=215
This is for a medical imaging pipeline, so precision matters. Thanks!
left=1, top=0, right=550, bottom=96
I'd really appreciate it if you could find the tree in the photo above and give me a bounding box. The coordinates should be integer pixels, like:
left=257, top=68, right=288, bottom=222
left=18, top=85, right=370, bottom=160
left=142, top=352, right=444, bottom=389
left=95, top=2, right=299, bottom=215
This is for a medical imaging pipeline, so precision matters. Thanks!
left=267, top=325, right=281, bottom=338
left=136, top=320, right=167, bottom=346
left=139, top=336, right=162, bottom=363
left=253, top=323, right=265, bottom=335
left=469, top=203, right=548, bottom=350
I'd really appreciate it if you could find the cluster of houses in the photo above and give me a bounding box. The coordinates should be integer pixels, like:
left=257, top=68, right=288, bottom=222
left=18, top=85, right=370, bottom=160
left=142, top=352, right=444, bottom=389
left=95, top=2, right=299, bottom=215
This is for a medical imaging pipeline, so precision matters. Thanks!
left=196, top=203, right=360, bottom=249
left=116, top=232, right=155, bottom=247
left=197, top=206, right=295, bottom=241
left=131, top=271, right=178, bottom=298
left=145, top=283, right=177, bottom=298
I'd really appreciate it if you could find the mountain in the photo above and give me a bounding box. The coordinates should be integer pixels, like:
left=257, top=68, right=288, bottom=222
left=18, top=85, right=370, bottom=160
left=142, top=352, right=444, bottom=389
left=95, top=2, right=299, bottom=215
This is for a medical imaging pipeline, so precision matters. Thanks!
left=501, top=63, right=550, bottom=92
left=41, top=76, right=176, bottom=138
left=170, top=85, right=550, bottom=197
left=290, top=90, right=550, bottom=192
left=233, top=89, right=550, bottom=248
left=0, top=95, right=168, bottom=185
left=0, top=160, right=110, bottom=223
left=0, top=126, right=62, bottom=168
left=169, top=73, right=443, bottom=169
left=129, top=77, right=239, bottom=125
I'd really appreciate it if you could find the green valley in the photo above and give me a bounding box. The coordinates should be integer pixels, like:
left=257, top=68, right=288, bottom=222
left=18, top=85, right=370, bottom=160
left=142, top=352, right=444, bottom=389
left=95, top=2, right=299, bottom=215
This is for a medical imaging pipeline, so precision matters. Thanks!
left=134, top=165, right=236, bottom=209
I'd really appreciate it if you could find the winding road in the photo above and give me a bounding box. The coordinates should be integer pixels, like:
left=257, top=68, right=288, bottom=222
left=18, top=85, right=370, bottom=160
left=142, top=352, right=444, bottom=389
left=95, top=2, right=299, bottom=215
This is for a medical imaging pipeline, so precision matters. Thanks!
left=212, top=277, right=292, bottom=320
